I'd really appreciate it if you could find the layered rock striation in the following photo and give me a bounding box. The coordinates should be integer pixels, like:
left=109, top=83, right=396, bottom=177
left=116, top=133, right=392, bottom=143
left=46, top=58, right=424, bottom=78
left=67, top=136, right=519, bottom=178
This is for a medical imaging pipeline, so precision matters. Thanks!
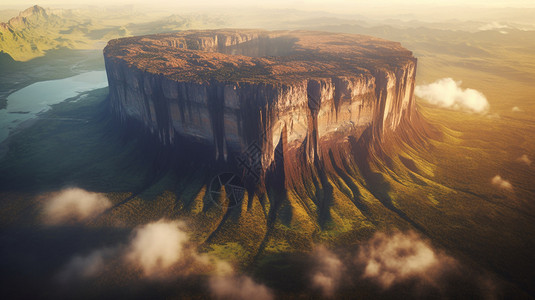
left=104, top=30, right=418, bottom=178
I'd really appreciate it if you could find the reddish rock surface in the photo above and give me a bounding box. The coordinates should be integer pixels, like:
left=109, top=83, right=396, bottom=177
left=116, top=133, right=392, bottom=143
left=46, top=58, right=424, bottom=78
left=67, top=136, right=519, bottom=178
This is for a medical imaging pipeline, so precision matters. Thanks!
left=104, top=30, right=419, bottom=176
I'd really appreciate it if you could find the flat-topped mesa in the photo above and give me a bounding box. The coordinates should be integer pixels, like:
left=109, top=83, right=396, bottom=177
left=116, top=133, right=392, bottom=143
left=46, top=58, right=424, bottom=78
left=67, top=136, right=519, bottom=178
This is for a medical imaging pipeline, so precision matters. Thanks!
left=104, top=29, right=417, bottom=173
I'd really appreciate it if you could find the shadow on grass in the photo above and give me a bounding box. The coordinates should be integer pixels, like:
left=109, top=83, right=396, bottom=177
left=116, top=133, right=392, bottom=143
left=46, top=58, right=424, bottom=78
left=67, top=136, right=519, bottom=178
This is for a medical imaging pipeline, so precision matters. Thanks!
left=0, top=87, right=161, bottom=194
left=0, top=225, right=130, bottom=299
left=349, top=130, right=430, bottom=236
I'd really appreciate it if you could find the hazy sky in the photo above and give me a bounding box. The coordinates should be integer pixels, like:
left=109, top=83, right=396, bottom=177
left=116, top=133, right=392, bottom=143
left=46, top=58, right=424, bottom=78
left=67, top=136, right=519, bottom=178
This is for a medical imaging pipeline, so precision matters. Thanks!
left=2, top=0, right=535, bottom=23
left=2, top=0, right=535, bottom=10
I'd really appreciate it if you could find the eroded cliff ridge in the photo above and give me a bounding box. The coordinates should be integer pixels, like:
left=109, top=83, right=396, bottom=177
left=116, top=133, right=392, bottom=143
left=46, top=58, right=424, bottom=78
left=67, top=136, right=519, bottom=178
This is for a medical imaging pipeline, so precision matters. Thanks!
left=104, top=30, right=419, bottom=177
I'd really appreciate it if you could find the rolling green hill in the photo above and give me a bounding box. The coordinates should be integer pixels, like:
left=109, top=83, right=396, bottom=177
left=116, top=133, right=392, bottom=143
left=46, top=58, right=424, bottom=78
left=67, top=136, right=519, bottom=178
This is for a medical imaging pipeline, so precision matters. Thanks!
left=0, top=5, right=228, bottom=61
left=0, top=5, right=93, bottom=61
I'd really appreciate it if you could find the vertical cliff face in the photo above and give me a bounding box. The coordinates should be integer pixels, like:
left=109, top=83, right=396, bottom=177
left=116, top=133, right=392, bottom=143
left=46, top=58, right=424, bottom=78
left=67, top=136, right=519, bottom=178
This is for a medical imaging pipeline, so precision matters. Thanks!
left=104, top=30, right=419, bottom=183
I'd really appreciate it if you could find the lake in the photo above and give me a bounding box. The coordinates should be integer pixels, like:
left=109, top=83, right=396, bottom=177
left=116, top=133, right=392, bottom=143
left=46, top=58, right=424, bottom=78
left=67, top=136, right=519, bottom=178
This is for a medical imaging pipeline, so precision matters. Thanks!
left=0, top=71, right=108, bottom=143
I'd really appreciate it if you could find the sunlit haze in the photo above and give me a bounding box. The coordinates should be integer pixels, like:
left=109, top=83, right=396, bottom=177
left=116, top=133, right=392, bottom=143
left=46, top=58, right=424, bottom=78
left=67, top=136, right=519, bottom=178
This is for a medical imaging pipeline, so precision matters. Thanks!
left=1, top=0, right=534, bottom=25
left=2, top=0, right=535, bottom=11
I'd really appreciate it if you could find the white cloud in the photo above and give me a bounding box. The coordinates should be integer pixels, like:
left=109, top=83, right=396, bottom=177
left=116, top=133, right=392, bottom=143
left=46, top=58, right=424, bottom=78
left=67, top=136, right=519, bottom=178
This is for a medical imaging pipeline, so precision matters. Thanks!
left=415, top=78, right=489, bottom=113
left=209, top=275, right=274, bottom=300
left=517, top=154, right=532, bottom=166
left=125, top=219, right=189, bottom=277
left=310, top=246, right=343, bottom=297
left=58, top=248, right=116, bottom=282
left=478, top=21, right=510, bottom=31
left=356, top=231, right=457, bottom=289
left=54, top=222, right=495, bottom=298
left=491, top=175, right=513, bottom=190
left=43, top=188, right=111, bottom=225
left=57, top=218, right=272, bottom=299
left=59, top=219, right=195, bottom=281
left=512, top=106, right=522, bottom=112
left=125, top=220, right=272, bottom=296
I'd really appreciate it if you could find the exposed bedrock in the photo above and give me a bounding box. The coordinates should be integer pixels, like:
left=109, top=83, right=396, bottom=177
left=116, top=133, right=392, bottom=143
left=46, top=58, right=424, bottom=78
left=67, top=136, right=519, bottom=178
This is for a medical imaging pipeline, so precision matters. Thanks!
left=104, top=29, right=419, bottom=181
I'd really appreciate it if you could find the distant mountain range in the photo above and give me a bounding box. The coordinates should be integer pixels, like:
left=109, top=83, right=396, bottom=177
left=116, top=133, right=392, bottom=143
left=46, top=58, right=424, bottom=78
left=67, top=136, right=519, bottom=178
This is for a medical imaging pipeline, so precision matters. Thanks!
left=2, top=4, right=534, bottom=62
left=0, top=5, right=227, bottom=61
left=0, top=5, right=90, bottom=61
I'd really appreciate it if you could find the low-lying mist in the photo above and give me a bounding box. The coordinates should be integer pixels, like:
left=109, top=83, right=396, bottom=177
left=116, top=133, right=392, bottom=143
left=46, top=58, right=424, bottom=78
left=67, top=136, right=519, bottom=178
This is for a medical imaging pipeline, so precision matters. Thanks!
left=0, top=187, right=504, bottom=298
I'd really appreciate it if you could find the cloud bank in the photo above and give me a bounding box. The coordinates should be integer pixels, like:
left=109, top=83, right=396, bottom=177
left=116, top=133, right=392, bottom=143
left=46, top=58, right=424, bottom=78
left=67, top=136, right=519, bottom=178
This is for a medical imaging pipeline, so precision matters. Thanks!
left=59, top=219, right=200, bottom=280
left=53, top=223, right=497, bottom=298
left=415, top=78, right=489, bottom=113
left=43, top=188, right=111, bottom=224
left=478, top=22, right=509, bottom=31
left=491, top=175, right=513, bottom=190
left=209, top=275, right=274, bottom=300
left=310, top=246, right=343, bottom=297
left=58, top=247, right=116, bottom=282
left=58, top=218, right=271, bottom=298
left=517, top=154, right=532, bottom=166
left=125, top=219, right=189, bottom=277
left=356, top=231, right=457, bottom=289
left=304, top=231, right=467, bottom=297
